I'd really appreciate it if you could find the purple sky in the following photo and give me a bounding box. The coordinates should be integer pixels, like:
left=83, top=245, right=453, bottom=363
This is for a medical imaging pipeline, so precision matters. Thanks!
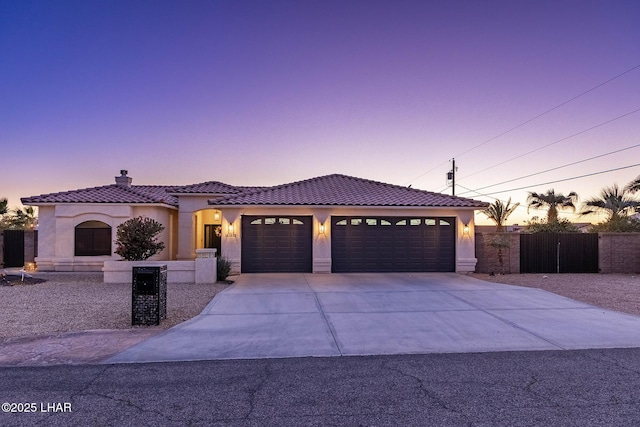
left=2, top=0, right=639, bottom=225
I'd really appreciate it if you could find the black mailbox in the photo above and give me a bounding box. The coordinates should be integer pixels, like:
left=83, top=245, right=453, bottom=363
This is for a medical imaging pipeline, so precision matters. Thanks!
left=132, top=265, right=167, bottom=326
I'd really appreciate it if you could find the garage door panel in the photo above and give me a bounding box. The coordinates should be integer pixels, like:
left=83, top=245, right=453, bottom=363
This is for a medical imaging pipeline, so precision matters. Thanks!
left=331, top=216, right=456, bottom=273
left=242, top=216, right=312, bottom=273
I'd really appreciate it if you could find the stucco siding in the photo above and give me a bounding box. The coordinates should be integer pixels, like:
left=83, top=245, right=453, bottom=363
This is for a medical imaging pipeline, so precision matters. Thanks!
left=220, top=206, right=479, bottom=274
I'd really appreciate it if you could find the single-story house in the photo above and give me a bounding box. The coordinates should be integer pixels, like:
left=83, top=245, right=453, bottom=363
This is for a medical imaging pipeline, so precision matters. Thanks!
left=22, top=171, right=489, bottom=274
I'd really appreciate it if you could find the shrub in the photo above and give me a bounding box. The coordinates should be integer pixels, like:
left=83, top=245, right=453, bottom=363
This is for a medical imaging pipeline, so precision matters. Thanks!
left=217, top=255, right=232, bottom=281
left=115, top=216, right=165, bottom=261
left=589, top=217, right=640, bottom=232
left=525, top=217, right=579, bottom=233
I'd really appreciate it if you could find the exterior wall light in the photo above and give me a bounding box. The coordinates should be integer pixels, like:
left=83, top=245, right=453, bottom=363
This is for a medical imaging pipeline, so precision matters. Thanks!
left=463, top=224, right=470, bottom=236
left=214, top=211, right=220, bottom=221
left=319, top=223, right=325, bottom=234
left=227, top=223, right=236, bottom=237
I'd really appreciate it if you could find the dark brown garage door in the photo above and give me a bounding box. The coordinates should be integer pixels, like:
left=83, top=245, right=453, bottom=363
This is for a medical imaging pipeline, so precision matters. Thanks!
left=241, top=216, right=312, bottom=273
left=331, top=216, right=456, bottom=273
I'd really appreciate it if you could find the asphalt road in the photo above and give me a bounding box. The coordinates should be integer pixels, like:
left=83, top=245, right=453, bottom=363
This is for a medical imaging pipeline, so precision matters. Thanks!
left=3, top=349, right=640, bottom=426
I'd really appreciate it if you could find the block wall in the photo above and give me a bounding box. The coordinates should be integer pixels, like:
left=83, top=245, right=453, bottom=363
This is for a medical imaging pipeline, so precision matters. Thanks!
left=474, top=233, right=520, bottom=274
left=598, top=233, right=640, bottom=274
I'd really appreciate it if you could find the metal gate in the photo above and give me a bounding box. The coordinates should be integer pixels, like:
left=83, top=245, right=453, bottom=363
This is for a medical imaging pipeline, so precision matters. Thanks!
left=2, top=230, right=25, bottom=268
left=520, top=233, right=598, bottom=273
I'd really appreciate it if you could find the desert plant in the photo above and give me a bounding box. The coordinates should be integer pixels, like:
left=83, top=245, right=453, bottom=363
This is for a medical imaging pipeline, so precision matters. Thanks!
left=217, top=255, right=232, bottom=281
left=527, top=189, right=578, bottom=223
left=482, top=198, right=519, bottom=232
left=115, top=216, right=165, bottom=261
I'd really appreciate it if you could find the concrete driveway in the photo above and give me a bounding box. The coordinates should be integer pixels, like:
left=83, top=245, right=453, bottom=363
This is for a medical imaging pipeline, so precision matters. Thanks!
left=109, top=273, right=640, bottom=363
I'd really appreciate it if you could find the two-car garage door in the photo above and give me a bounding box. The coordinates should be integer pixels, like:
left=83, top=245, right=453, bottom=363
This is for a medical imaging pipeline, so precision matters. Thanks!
left=331, top=216, right=456, bottom=273
left=241, top=215, right=456, bottom=273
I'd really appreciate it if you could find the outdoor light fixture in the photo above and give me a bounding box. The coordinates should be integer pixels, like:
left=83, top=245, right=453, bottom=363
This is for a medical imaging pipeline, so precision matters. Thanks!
left=463, top=224, right=470, bottom=236
left=214, top=211, right=220, bottom=221
left=319, top=223, right=325, bottom=234
left=227, top=223, right=235, bottom=237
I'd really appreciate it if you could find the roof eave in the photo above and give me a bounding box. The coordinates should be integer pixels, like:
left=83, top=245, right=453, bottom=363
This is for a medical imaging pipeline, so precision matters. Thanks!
left=20, top=201, right=178, bottom=210
left=207, top=203, right=488, bottom=209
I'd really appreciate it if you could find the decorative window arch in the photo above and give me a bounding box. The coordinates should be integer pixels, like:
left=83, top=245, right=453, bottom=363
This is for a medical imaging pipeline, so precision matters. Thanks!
left=75, top=221, right=111, bottom=256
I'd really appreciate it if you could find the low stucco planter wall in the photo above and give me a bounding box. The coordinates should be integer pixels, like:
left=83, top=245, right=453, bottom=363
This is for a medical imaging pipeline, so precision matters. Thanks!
left=103, top=260, right=197, bottom=284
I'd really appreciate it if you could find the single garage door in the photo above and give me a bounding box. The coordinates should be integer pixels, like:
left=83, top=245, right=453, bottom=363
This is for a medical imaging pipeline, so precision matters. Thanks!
left=331, top=216, right=456, bottom=273
left=241, top=216, right=312, bottom=273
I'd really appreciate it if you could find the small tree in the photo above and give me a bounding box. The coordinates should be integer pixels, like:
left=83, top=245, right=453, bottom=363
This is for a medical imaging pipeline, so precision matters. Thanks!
left=486, top=234, right=511, bottom=274
left=482, top=198, right=519, bottom=232
left=115, top=216, right=165, bottom=261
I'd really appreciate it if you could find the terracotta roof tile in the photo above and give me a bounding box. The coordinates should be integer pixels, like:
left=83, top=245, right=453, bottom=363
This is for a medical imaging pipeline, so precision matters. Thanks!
left=21, top=185, right=179, bottom=206
left=170, top=181, right=261, bottom=194
left=22, top=174, right=488, bottom=209
left=209, top=174, right=489, bottom=208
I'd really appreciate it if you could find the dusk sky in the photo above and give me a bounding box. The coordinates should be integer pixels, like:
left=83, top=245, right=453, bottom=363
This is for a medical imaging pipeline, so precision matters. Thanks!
left=2, top=0, right=639, bottom=225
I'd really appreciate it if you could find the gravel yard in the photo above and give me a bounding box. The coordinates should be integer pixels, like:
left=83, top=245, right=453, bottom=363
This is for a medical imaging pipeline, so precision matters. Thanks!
left=0, top=272, right=229, bottom=339
left=472, top=273, right=640, bottom=317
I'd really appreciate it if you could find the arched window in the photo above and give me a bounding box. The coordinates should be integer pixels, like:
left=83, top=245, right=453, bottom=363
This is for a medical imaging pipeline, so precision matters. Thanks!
left=75, top=221, right=111, bottom=256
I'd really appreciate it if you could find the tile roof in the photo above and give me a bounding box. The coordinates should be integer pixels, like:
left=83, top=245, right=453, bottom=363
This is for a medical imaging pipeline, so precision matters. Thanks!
left=21, top=174, right=488, bottom=209
left=209, top=174, right=489, bottom=208
left=170, top=181, right=262, bottom=194
left=21, top=185, right=180, bottom=206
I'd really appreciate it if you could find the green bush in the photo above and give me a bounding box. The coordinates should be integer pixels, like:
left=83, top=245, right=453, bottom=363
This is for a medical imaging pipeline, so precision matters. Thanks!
left=217, top=255, right=232, bottom=281
left=115, top=216, right=165, bottom=261
left=525, top=217, right=579, bottom=233
left=589, top=217, right=640, bottom=232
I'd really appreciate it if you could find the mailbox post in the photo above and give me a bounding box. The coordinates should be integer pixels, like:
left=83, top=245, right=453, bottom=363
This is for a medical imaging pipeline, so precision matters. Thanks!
left=132, top=265, right=167, bottom=326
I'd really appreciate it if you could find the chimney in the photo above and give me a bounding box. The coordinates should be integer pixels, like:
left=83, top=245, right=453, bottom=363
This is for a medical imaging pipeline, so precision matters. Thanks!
left=115, top=170, right=132, bottom=187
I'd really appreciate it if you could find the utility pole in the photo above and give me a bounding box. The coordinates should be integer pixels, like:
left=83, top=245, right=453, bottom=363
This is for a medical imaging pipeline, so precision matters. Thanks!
left=452, top=158, right=456, bottom=196
left=447, top=158, right=457, bottom=196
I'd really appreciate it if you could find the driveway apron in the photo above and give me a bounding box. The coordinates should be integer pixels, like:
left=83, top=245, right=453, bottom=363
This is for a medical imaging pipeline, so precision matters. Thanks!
left=109, top=273, right=640, bottom=363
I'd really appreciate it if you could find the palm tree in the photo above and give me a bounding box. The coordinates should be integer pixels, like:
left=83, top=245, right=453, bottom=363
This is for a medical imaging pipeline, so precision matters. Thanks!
left=527, top=189, right=578, bottom=223
left=10, top=206, right=37, bottom=229
left=0, top=198, right=8, bottom=216
left=483, top=198, right=520, bottom=232
left=580, top=184, right=639, bottom=222
left=625, top=175, right=640, bottom=193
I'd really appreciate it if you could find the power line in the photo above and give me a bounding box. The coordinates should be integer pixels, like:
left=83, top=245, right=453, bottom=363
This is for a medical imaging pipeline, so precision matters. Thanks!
left=458, top=184, right=588, bottom=219
left=480, top=163, right=640, bottom=196
left=458, top=143, right=640, bottom=195
left=405, top=63, right=640, bottom=186
left=454, top=63, right=640, bottom=158
left=404, top=160, right=449, bottom=186
left=457, top=107, right=640, bottom=181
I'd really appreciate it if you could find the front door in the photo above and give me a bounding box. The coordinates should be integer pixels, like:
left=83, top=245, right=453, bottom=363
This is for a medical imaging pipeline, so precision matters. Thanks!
left=204, top=224, right=222, bottom=255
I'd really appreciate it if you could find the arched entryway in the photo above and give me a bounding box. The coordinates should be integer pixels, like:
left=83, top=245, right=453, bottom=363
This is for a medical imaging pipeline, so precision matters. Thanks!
left=194, top=209, right=223, bottom=256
